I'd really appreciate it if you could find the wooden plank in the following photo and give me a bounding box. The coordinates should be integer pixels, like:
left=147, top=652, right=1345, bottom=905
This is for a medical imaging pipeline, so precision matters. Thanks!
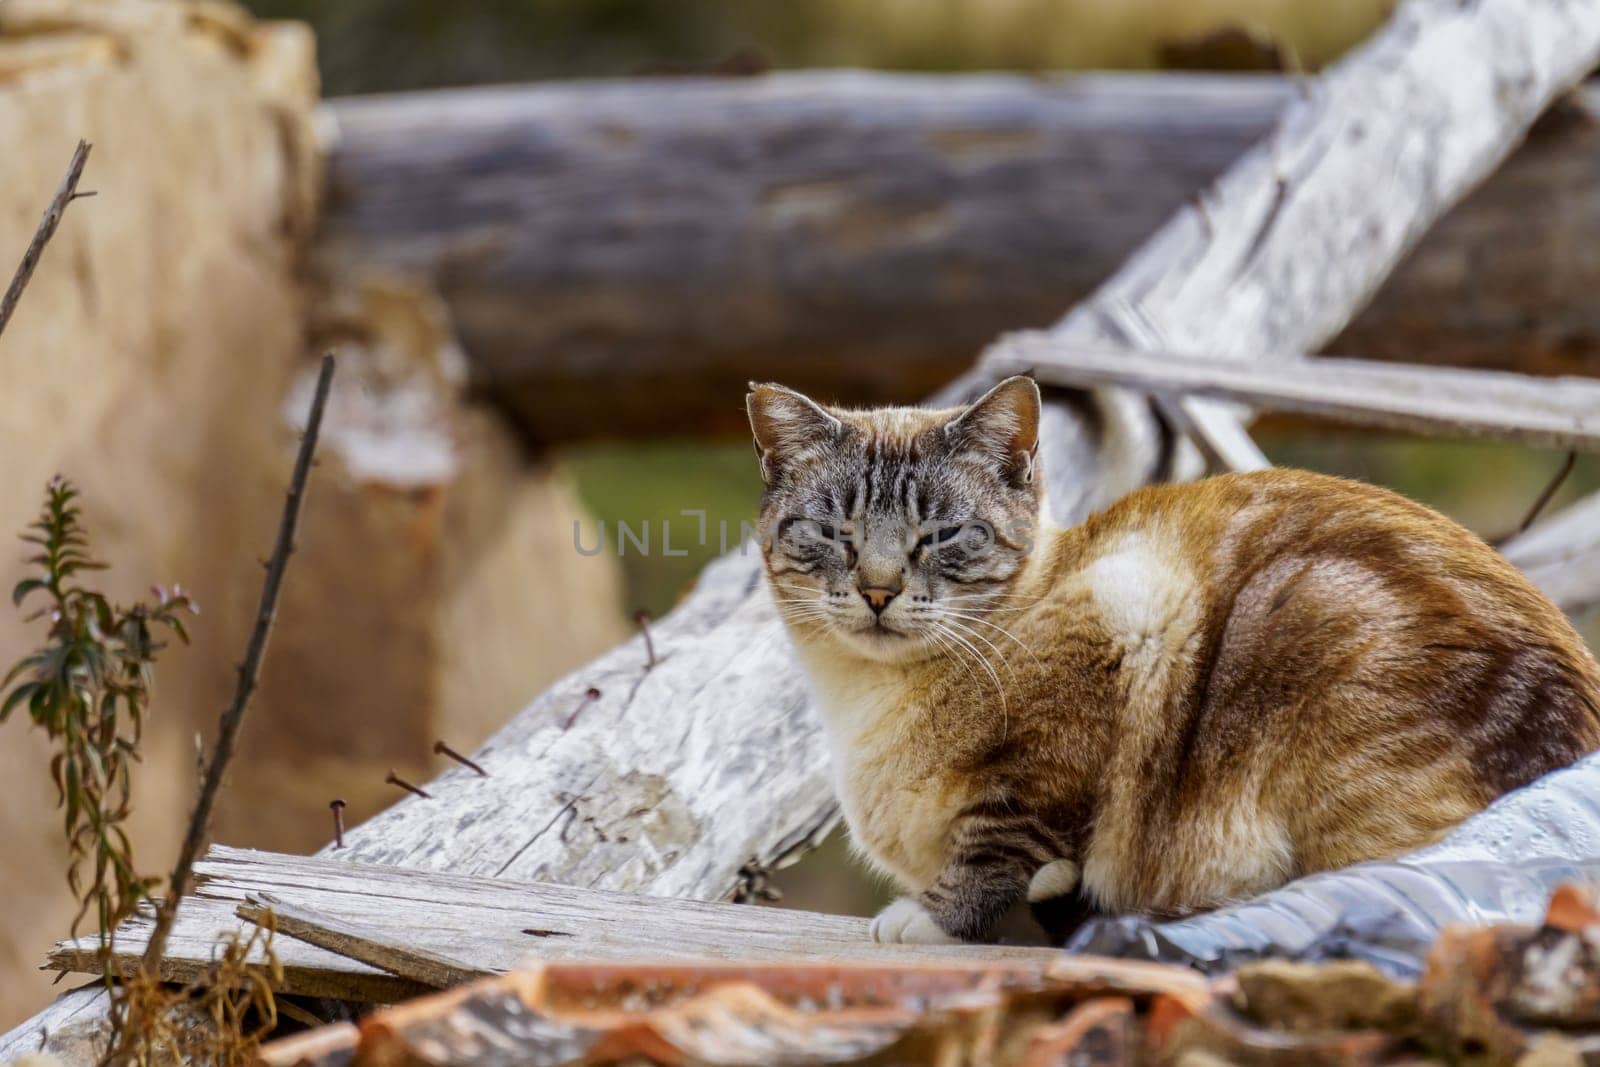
left=45, top=894, right=428, bottom=1003
left=238, top=893, right=488, bottom=990
left=1503, top=491, right=1600, bottom=617
left=1149, top=394, right=1270, bottom=473
left=321, top=76, right=1600, bottom=440
left=47, top=848, right=1066, bottom=999
left=0, top=987, right=111, bottom=1066
left=985, top=339, right=1600, bottom=452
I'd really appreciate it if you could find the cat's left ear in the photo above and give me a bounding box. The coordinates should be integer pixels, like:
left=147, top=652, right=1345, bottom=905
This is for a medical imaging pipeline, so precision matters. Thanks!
left=944, top=375, right=1040, bottom=485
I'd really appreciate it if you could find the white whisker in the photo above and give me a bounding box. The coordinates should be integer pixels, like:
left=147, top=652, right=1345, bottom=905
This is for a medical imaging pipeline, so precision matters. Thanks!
left=937, top=616, right=1021, bottom=686
left=929, top=621, right=1009, bottom=743
left=936, top=609, right=1044, bottom=669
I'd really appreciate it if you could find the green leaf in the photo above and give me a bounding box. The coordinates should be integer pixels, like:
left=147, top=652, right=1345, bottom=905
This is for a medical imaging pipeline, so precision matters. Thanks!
left=81, top=743, right=104, bottom=785
left=11, top=578, right=45, bottom=607
left=1, top=682, right=38, bottom=722
left=1, top=656, right=29, bottom=689
left=63, top=760, right=80, bottom=829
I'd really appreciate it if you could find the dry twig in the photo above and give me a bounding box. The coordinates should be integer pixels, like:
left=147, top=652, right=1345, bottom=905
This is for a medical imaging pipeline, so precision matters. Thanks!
left=0, top=140, right=92, bottom=339
left=139, top=354, right=337, bottom=972
left=1492, top=450, right=1579, bottom=548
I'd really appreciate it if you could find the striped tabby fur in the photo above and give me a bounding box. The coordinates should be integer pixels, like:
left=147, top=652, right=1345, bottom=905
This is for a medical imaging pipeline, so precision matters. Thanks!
left=748, top=376, right=1600, bottom=944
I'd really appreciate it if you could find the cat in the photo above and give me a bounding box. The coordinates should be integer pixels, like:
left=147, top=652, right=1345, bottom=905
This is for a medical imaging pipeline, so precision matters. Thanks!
left=747, top=375, right=1600, bottom=945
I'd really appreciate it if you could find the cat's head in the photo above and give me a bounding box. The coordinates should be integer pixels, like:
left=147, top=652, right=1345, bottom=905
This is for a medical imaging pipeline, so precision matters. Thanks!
left=747, top=376, right=1042, bottom=663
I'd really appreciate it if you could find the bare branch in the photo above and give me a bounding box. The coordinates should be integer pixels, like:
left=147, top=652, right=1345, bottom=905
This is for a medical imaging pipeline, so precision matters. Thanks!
left=138, top=354, right=338, bottom=973
left=0, top=141, right=92, bottom=340
left=1493, top=451, right=1579, bottom=548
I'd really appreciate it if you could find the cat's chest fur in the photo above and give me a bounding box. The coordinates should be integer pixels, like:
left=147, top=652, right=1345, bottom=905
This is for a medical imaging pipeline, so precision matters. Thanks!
left=798, top=651, right=974, bottom=888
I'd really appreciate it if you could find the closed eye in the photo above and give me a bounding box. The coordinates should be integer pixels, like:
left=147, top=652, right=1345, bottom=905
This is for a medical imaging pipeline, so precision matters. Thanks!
left=916, top=525, right=966, bottom=550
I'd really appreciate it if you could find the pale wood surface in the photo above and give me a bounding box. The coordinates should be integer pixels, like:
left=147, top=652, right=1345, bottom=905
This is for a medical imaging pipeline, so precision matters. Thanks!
left=987, top=339, right=1600, bottom=453
left=45, top=893, right=427, bottom=1003
left=322, top=74, right=1600, bottom=440
left=238, top=893, right=490, bottom=990
left=1503, top=491, right=1600, bottom=618
left=0, top=987, right=109, bottom=1065
left=47, top=848, right=1065, bottom=1000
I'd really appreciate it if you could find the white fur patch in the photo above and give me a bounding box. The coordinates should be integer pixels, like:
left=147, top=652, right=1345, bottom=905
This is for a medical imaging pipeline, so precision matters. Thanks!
left=1084, top=532, right=1196, bottom=656
left=1026, top=859, right=1080, bottom=903
left=869, top=898, right=959, bottom=944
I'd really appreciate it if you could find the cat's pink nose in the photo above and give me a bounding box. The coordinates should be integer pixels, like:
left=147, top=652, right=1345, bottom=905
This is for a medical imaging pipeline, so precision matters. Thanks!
left=860, top=587, right=898, bottom=615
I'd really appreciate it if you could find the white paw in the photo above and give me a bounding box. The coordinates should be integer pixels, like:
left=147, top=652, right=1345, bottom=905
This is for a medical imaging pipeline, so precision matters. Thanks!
left=869, top=897, right=960, bottom=945
left=1027, top=859, right=1081, bottom=903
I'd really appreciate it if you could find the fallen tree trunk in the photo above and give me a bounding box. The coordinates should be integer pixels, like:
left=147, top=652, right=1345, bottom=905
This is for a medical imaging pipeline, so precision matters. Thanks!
left=9, top=0, right=1600, bottom=1059
left=320, top=72, right=1600, bottom=441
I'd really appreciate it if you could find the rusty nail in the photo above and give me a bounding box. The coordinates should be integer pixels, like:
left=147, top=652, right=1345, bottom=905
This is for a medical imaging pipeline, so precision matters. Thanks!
left=564, top=686, right=602, bottom=731
left=385, top=769, right=432, bottom=799
left=329, top=798, right=346, bottom=849
left=634, top=609, right=657, bottom=668
left=433, top=740, right=488, bottom=777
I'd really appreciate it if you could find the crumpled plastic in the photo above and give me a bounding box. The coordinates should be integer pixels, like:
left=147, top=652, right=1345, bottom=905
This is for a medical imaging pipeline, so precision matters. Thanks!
left=1067, top=751, right=1600, bottom=977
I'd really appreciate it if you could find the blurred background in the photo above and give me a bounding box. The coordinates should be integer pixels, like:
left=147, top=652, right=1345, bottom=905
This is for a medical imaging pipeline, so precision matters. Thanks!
left=2, top=0, right=1596, bottom=1025
left=241, top=0, right=1390, bottom=91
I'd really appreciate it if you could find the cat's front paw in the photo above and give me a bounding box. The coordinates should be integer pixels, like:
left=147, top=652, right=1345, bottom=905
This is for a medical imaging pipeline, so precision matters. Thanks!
left=869, top=898, right=960, bottom=945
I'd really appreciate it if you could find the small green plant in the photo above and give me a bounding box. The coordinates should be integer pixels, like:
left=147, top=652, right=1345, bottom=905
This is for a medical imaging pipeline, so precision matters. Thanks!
left=3, top=477, right=288, bottom=1065
left=2, top=476, right=195, bottom=958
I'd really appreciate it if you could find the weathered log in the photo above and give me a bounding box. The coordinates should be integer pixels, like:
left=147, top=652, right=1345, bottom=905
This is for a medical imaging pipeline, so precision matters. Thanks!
left=320, top=73, right=1600, bottom=441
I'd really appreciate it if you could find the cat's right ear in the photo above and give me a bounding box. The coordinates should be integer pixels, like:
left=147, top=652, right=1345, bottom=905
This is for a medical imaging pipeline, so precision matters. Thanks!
left=944, top=375, right=1041, bottom=486
left=747, top=382, right=843, bottom=484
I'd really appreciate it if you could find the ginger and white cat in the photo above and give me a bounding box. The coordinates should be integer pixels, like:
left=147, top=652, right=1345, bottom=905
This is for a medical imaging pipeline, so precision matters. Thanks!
left=748, top=376, right=1600, bottom=944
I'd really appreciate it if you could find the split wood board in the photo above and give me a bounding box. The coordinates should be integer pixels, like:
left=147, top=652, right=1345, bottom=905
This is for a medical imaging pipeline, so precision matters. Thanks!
left=47, top=846, right=1064, bottom=1002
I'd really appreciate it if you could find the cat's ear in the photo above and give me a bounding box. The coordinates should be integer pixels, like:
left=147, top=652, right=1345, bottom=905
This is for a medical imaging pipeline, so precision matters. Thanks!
left=747, top=382, right=843, bottom=484
left=944, top=375, right=1040, bottom=485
